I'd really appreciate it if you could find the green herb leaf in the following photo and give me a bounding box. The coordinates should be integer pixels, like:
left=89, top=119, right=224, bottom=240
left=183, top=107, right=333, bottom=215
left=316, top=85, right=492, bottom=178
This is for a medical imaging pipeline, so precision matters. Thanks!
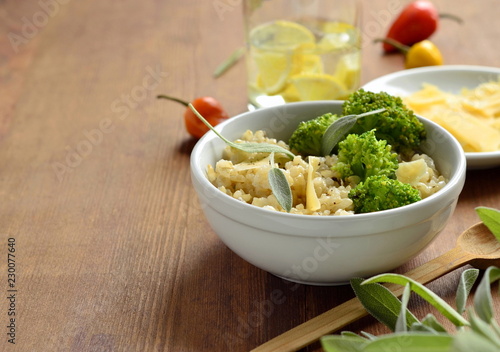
left=213, top=47, right=245, bottom=78
left=468, top=312, right=500, bottom=347
left=474, top=266, right=500, bottom=323
left=456, top=268, right=480, bottom=314
left=420, top=314, right=448, bottom=333
left=230, top=141, right=295, bottom=158
left=362, top=274, right=470, bottom=327
left=188, top=103, right=295, bottom=159
left=362, top=333, right=454, bottom=351
left=395, top=284, right=412, bottom=333
left=321, top=108, right=386, bottom=156
left=476, top=207, right=500, bottom=241
left=453, top=328, right=500, bottom=352
left=321, top=335, right=368, bottom=352
left=409, top=323, right=438, bottom=333
left=340, top=331, right=367, bottom=340
left=268, top=153, right=293, bottom=212
left=350, top=278, right=419, bottom=332
left=360, top=331, right=377, bottom=341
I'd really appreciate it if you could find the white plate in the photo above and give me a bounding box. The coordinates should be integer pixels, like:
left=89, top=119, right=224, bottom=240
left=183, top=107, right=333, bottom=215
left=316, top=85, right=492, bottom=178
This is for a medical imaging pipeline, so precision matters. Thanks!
left=362, top=65, right=500, bottom=169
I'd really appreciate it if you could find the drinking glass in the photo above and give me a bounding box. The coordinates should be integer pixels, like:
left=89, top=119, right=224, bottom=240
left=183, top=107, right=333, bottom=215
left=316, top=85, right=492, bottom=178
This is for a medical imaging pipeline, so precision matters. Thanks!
left=244, top=0, right=362, bottom=109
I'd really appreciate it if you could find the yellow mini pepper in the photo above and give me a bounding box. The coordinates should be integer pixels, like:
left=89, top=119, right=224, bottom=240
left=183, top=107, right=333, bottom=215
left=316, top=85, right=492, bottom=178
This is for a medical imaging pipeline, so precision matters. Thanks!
left=375, top=37, right=444, bottom=69
left=405, top=40, right=443, bottom=69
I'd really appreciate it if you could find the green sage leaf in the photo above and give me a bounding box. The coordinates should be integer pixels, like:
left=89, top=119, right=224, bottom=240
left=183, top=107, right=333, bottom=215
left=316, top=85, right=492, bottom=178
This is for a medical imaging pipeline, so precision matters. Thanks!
left=410, top=322, right=439, bottom=333
left=410, top=314, right=447, bottom=334
left=188, top=103, right=295, bottom=160
left=320, top=335, right=368, bottom=352
left=395, top=284, right=412, bottom=333
left=453, top=326, right=500, bottom=352
left=268, top=153, right=293, bottom=212
left=362, top=333, right=454, bottom=352
left=456, top=268, right=480, bottom=314
left=476, top=207, right=500, bottom=241
left=360, top=331, right=377, bottom=341
left=340, top=331, right=367, bottom=340
left=474, top=266, right=500, bottom=323
left=362, top=273, right=470, bottom=327
left=420, top=314, right=448, bottom=333
left=321, top=108, right=386, bottom=156
left=230, top=141, right=295, bottom=158
left=350, top=278, right=419, bottom=332
left=468, top=312, right=500, bottom=347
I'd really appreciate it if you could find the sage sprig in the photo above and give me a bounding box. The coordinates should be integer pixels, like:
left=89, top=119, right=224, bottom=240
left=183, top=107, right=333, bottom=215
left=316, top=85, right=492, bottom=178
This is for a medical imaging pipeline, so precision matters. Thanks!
left=323, top=267, right=500, bottom=352
left=322, top=266, right=495, bottom=352
left=321, top=108, right=386, bottom=156
left=188, top=103, right=295, bottom=159
left=321, top=206, right=500, bottom=351
left=362, top=273, right=470, bottom=327
left=189, top=104, right=295, bottom=212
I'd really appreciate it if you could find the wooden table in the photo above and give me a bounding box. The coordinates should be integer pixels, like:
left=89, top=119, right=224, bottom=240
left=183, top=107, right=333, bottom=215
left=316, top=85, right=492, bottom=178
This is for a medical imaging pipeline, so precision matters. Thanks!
left=1, top=0, right=499, bottom=351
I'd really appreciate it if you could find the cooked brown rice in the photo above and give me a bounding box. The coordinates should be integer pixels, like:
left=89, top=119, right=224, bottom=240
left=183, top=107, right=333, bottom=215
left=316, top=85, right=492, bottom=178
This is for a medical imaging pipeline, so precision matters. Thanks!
left=207, top=130, right=447, bottom=215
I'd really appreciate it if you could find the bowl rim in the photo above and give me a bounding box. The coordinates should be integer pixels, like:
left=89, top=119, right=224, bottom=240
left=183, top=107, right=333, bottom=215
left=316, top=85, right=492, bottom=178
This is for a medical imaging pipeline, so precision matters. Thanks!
left=190, top=100, right=467, bottom=222
left=361, top=65, right=500, bottom=169
left=362, top=64, right=500, bottom=87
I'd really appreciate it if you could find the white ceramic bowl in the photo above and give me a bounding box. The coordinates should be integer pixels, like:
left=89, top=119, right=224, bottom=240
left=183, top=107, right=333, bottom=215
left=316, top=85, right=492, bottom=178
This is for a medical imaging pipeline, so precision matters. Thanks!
left=190, top=101, right=467, bottom=285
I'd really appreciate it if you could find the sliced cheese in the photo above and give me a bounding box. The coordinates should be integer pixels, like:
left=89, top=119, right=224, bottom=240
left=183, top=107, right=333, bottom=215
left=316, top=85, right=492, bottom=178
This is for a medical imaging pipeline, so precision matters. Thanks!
left=396, top=158, right=428, bottom=186
left=425, top=107, right=500, bottom=152
left=404, top=80, right=500, bottom=153
left=233, top=156, right=270, bottom=171
left=306, top=156, right=321, bottom=212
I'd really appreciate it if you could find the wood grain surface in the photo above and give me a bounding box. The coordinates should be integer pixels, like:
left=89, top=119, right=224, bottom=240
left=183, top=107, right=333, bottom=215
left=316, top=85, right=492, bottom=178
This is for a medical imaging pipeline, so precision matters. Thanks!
left=0, top=0, right=499, bottom=351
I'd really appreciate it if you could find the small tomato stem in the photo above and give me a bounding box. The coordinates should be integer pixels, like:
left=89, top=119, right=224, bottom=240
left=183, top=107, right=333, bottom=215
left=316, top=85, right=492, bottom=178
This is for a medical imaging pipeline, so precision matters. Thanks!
left=374, top=38, right=410, bottom=53
left=157, top=94, right=190, bottom=107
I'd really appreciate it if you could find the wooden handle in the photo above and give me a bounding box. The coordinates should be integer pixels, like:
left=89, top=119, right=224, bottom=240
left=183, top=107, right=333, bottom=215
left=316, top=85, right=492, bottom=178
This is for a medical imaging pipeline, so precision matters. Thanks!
left=251, top=246, right=474, bottom=352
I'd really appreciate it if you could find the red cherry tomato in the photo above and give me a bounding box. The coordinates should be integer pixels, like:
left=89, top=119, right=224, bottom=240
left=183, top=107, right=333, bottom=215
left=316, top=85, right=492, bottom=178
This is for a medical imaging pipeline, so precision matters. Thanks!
left=384, top=1, right=439, bottom=53
left=157, top=95, right=229, bottom=139
left=382, top=1, right=461, bottom=53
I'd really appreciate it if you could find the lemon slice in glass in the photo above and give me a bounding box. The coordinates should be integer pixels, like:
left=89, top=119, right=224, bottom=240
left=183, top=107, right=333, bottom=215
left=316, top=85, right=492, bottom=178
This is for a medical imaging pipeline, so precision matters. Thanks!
left=292, top=43, right=324, bottom=75
left=290, top=73, right=347, bottom=101
left=334, top=52, right=361, bottom=90
left=317, top=22, right=359, bottom=53
left=250, top=20, right=316, bottom=50
left=253, top=51, right=292, bottom=95
left=281, top=84, right=300, bottom=102
left=250, top=21, right=317, bottom=95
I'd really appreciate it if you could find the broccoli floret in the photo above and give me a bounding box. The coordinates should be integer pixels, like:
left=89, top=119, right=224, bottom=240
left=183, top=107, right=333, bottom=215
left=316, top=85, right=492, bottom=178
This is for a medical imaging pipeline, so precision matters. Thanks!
left=342, top=89, right=426, bottom=155
left=288, top=112, right=339, bottom=156
left=349, top=175, right=421, bottom=214
left=334, top=130, right=398, bottom=182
